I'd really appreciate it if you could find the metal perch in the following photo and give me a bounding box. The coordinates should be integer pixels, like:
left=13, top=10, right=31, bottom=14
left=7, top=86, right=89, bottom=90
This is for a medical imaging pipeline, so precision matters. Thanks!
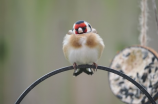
left=15, top=65, right=156, bottom=104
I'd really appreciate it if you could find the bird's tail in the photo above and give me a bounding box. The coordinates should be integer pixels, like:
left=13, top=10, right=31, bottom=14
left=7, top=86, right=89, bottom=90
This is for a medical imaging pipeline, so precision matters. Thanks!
left=73, top=68, right=93, bottom=76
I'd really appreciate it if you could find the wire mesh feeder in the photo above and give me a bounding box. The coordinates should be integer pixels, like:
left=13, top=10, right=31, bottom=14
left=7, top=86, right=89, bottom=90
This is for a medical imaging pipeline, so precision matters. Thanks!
left=109, top=46, right=158, bottom=104
left=15, top=65, right=156, bottom=104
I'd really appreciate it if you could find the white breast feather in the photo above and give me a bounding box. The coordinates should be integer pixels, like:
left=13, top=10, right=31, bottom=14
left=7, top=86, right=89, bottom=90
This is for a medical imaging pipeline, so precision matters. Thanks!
left=69, top=45, right=98, bottom=65
left=63, top=34, right=70, bottom=46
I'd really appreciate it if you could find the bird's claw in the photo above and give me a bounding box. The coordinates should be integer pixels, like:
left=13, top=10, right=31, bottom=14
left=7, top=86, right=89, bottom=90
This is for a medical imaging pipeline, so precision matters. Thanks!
left=73, top=62, right=78, bottom=73
left=91, top=62, right=98, bottom=72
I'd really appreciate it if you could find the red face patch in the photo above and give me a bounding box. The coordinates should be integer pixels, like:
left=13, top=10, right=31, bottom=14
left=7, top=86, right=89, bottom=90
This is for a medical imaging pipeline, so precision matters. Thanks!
left=75, top=23, right=86, bottom=29
left=74, top=23, right=87, bottom=34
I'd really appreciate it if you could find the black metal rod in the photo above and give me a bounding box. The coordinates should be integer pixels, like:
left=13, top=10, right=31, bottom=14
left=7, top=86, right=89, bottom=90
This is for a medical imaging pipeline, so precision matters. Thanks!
left=15, top=65, right=156, bottom=104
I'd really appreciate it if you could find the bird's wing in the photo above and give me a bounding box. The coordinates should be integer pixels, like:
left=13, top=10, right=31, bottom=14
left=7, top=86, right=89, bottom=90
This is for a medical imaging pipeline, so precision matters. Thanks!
left=85, top=32, right=105, bottom=59
left=63, top=34, right=71, bottom=60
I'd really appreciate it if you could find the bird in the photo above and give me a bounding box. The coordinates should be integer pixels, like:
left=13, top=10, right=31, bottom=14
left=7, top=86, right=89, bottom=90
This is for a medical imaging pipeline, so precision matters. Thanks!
left=63, top=20, right=105, bottom=76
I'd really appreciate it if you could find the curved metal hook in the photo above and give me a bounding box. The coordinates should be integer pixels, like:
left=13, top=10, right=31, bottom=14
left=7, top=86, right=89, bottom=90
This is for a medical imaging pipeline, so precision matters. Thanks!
left=15, top=65, right=156, bottom=104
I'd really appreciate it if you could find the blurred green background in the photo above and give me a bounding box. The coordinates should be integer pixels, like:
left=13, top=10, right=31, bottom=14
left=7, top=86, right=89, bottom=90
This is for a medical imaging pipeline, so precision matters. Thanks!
left=0, top=0, right=158, bottom=104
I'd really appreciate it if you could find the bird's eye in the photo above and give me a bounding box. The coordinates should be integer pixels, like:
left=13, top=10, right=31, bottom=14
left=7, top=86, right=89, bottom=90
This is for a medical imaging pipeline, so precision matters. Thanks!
left=75, top=29, right=78, bottom=34
left=82, top=26, right=87, bottom=33
left=82, top=26, right=86, bottom=30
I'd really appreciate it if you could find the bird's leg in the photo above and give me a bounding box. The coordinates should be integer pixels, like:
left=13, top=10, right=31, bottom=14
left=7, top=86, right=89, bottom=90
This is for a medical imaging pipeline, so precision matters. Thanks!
left=92, top=62, right=98, bottom=72
left=73, top=62, right=78, bottom=73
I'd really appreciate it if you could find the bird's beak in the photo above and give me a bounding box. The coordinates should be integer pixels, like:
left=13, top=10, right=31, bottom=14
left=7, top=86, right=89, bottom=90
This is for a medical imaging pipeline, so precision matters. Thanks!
left=78, top=27, right=83, bottom=33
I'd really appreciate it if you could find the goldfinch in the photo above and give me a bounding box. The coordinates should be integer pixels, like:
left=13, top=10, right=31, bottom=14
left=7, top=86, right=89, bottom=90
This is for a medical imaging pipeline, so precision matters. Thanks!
left=63, top=20, right=104, bottom=76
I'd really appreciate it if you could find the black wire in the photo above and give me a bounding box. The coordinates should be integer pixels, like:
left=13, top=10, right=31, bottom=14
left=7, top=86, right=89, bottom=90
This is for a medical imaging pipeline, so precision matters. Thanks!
left=145, top=93, right=158, bottom=104
left=15, top=65, right=156, bottom=104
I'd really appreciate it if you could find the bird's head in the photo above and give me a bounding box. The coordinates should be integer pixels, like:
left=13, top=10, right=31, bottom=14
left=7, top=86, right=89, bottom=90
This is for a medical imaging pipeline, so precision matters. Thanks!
left=72, top=20, right=92, bottom=34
